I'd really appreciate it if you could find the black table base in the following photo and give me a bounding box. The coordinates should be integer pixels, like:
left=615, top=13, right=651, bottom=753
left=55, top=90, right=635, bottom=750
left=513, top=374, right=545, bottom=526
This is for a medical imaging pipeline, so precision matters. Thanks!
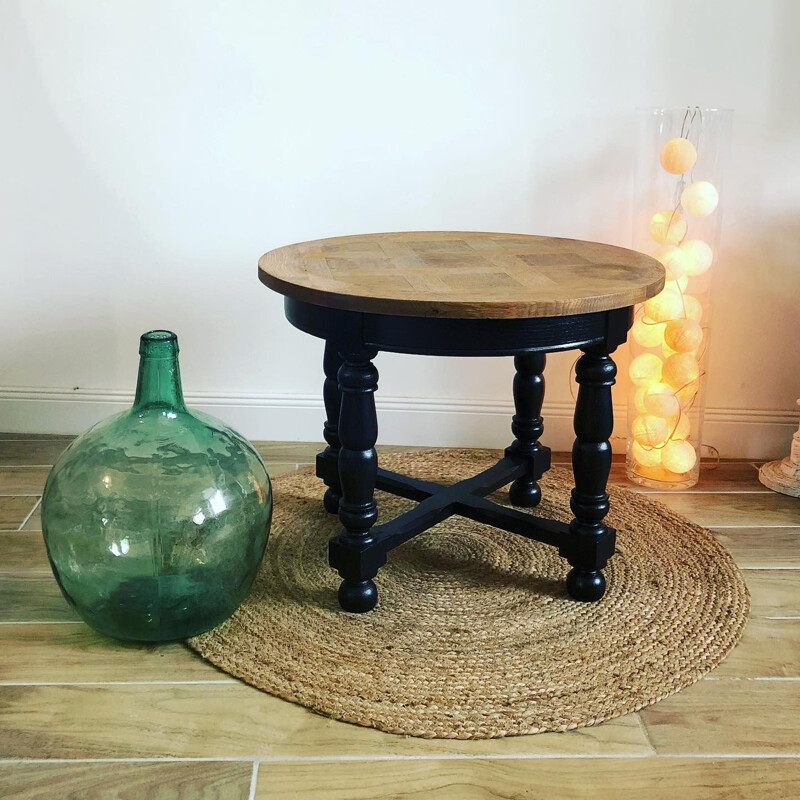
left=285, top=297, right=632, bottom=613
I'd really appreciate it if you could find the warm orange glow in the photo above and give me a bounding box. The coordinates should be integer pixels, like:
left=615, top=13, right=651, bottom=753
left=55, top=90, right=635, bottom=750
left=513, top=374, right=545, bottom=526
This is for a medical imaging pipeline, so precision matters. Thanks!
left=664, top=318, right=703, bottom=353
left=659, top=137, right=697, bottom=174
left=644, top=383, right=680, bottom=418
left=629, top=353, right=663, bottom=387
left=672, top=413, right=691, bottom=440
left=682, top=294, right=703, bottom=322
left=652, top=244, right=688, bottom=280
left=662, top=439, right=698, bottom=473
left=663, top=352, right=701, bottom=388
left=681, top=181, right=719, bottom=217
left=632, top=414, right=670, bottom=447
left=631, top=440, right=663, bottom=468
left=632, top=317, right=666, bottom=348
left=676, top=379, right=701, bottom=410
left=679, top=239, right=713, bottom=276
left=644, top=288, right=684, bottom=323
left=649, top=210, right=687, bottom=245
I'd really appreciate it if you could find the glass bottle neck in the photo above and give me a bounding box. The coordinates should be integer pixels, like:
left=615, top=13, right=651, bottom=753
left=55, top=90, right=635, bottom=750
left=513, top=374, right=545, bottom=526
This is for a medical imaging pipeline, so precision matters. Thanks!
left=132, top=331, right=186, bottom=412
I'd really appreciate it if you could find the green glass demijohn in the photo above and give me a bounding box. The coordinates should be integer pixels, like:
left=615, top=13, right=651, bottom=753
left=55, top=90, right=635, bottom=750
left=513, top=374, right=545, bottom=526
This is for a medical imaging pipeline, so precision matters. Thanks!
left=41, top=331, right=272, bottom=642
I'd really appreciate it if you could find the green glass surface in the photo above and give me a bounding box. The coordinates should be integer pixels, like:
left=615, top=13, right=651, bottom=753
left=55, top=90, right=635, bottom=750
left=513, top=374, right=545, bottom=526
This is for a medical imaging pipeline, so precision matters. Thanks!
left=41, top=331, right=272, bottom=642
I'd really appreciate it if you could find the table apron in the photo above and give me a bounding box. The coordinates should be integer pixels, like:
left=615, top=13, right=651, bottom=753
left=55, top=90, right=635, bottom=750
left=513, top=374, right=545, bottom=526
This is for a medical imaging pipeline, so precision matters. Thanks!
left=285, top=298, right=633, bottom=357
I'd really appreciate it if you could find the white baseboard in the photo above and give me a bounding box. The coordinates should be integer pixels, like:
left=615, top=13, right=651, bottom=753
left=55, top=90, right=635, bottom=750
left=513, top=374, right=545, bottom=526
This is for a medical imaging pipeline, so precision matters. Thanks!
left=0, top=386, right=796, bottom=460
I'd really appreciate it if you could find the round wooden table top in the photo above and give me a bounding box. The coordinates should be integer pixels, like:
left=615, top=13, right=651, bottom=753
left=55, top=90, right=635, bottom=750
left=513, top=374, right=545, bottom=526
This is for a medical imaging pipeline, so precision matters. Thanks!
left=259, top=231, right=664, bottom=319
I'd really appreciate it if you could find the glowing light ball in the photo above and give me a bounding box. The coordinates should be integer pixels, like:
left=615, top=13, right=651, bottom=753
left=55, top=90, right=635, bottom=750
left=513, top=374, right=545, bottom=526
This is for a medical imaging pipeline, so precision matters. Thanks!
left=644, top=288, right=684, bottom=323
left=664, top=276, right=689, bottom=293
left=662, top=440, right=698, bottom=473
left=644, top=383, right=680, bottom=418
left=632, top=414, right=670, bottom=448
left=631, top=440, right=663, bottom=468
left=672, top=413, right=691, bottom=440
left=662, top=343, right=678, bottom=359
left=633, top=386, right=649, bottom=414
left=652, top=244, right=688, bottom=281
left=665, top=318, right=703, bottom=353
left=676, top=379, right=700, bottom=410
left=679, top=239, right=713, bottom=276
left=659, top=138, right=697, bottom=174
left=681, top=181, right=719, bottom=217
left=632, top=317, right=666, bottom=348
left=663, top=353, right=701, bottom=388
left=682, top=294, right=703, bottom=322
left=649, top=210, right=687, bottom=245
left=629, top=353, right=663, bottom=387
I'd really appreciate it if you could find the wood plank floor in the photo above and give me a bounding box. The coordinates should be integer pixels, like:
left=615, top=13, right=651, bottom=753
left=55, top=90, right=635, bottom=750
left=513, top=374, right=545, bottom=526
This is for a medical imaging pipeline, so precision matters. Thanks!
left=0, top=437, right=798, bottom=799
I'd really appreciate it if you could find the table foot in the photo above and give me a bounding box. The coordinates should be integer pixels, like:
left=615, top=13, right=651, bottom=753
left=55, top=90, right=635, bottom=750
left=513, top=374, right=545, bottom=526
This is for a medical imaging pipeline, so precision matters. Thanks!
left=566, top=568, right=606, bottom=601
left=508, top=480, right=542, bottom=508
left=338, top=579, right=378, bottom=613
left=323, top=486, right=341, bottom=514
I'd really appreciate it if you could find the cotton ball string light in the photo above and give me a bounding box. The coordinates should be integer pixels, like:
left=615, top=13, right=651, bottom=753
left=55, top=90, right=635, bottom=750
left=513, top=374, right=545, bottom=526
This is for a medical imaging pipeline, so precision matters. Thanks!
left=662, top=343, right=679, bottom=359
left=633, top=386, right=650, bottom=414
left=644, top=383, right=680, bottom=418
left=663, top=352, right=701, bottom=388
left=679, top=239, right=713, bottom=276
left=649, top=210, right=687, bottom=245
left=662, top=439, right=698, bottom=473
left=681, top=181, right=719, bottom=217
left=631, top=440, right=663, bottom=468
left=652, top=244, right=688, bottom=281
left=629, top=353, right=663, bottom=387
left=664, top=276, right=689, bottom=293
left=664, top=318, right=703, bottom=353
left=659, top=137, right=697, bottom=174
left=644, top=288, right=684, bottom=323
left=632, top=414, right=670, bottom=448
left=682, top=294, right=703, bottom=322
left=676, top=379, right=700, bottom=410
left=632, top=317, right=666, bottom=348
left=672, top=413, right=691, bottom=440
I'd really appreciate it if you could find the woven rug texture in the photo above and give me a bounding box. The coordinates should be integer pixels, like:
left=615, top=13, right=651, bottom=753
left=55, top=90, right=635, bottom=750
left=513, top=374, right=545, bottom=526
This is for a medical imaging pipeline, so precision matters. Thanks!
left=188, top=449, right=750, bottom=739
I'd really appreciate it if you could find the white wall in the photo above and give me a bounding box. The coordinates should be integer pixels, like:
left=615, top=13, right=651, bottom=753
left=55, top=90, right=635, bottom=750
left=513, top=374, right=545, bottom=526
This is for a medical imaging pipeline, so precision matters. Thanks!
left=1, top=0, right=798, bottom=457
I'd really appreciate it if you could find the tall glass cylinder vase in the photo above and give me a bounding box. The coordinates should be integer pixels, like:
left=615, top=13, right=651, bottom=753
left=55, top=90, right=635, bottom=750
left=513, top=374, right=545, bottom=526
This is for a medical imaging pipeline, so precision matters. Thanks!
left=626, top=107, right=732, bottom=489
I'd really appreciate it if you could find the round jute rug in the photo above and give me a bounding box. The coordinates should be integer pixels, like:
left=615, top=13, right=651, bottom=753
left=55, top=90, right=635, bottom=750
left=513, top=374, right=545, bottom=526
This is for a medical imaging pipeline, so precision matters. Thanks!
left=187, top=449, right=750, bottom=739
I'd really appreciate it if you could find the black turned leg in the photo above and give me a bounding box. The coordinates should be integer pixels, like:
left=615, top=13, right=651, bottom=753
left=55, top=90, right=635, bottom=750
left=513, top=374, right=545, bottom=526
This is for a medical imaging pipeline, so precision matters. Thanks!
left=319, top=341, right=343, bottom=514
left=331, top=349, right=382, bottom=613
left=507, top=353, right=551, bottom=507
left=561, top=347, right=617, bottom=602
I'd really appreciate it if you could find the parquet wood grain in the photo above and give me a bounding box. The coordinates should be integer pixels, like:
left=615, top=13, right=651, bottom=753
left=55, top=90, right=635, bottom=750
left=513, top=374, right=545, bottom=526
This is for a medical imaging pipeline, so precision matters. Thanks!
left=640, top=679, right=800, bottom=754
left=0, top=575, right=77, bottom=622
left=0, top=761, right=253, bottom=800
left=645, top=491, right=800, bottom=528
left=0, top=623, right=227, bottom=683
left=254, top=757, right=800, bottom=800
left=0, top=496, right=39, bottom=528
left=0, top=468, right=50, bottom=496
left=259, top=231, right=664, bottom=318
left=0, top=532, right=50, bottom=573
left=745, top=570, right=800, bottom=618
left=0, top=684, right=652, bottom=759
left=712, top=527, right=800, bottom=568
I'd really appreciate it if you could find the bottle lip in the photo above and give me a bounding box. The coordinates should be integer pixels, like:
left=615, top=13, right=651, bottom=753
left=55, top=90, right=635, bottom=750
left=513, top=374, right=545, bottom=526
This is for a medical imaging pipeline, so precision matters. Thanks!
left=141, top=330, right=177, bottom=343
left=139, top=330, right=179, bottom=357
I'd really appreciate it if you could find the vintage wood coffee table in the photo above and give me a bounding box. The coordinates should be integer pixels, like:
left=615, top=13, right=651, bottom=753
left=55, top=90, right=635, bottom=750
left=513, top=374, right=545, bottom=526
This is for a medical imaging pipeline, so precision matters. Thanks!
left=259, top=232, right=663, bottom=612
